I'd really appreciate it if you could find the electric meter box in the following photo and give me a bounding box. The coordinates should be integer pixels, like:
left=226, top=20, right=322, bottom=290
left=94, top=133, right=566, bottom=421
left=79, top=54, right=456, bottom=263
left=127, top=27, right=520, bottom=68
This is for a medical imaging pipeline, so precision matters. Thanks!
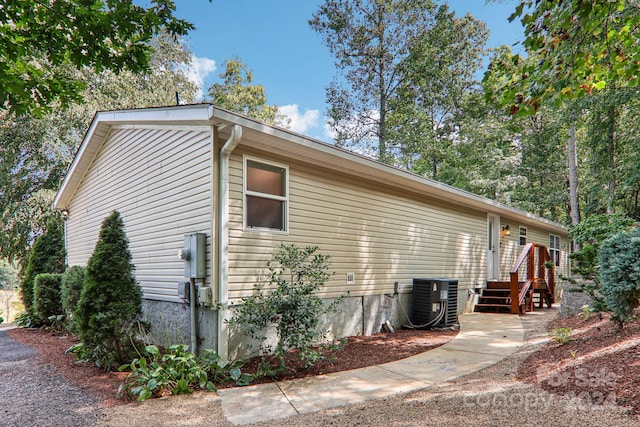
left=179, top=233, right=206, bottom=279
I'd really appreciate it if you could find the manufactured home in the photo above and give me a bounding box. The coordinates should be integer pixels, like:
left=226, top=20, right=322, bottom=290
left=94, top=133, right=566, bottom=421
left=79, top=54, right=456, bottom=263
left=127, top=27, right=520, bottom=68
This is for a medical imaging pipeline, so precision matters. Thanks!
left=53, top=104, right=569, bottom=359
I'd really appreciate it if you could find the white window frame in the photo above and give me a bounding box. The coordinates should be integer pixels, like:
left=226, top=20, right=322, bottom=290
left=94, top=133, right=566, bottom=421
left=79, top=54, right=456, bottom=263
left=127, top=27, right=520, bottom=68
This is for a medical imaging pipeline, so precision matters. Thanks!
left=549, top=234, right=561, bottom=266
left=519, top=226, right=527, bottom=246
left=243, top=155, right=289, bottom=234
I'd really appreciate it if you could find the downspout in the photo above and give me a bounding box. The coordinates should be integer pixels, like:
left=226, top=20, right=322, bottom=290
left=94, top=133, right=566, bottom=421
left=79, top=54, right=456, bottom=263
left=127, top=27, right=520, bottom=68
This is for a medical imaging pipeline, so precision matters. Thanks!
left=217, top=124, right=242, bottom=361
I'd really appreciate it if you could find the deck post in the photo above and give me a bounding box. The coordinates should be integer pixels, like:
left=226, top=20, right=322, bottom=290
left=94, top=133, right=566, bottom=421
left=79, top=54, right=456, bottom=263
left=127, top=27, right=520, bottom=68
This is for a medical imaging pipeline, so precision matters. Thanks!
left=510, top=271, right=519, bottom=314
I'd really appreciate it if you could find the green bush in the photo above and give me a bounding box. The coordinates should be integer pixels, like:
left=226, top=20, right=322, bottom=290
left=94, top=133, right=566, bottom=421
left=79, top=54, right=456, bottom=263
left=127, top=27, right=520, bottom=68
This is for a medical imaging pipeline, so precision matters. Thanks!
left=569, top=213, right=633, bottom=312
left=61, top=266, right=85, bottom=320
left=74, top=211, right=144, bottom=370
left=20, top=217, right=66, bottom=322
left=599, top=227, right=640, bottom=326
left=33, top=273, right=63, bottom=324
left=230, top=244, right=345, bottom=373
left=61, top=266, right=86, bottom=333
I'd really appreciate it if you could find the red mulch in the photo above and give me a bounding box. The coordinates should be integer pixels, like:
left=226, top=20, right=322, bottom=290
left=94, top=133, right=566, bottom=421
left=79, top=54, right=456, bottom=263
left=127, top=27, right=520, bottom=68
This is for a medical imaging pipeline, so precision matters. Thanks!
left=517, top=312, right=640, bottom=414
left=8, top=326, right=457, bottom=404
left=238, top=328, right=459, bottom=385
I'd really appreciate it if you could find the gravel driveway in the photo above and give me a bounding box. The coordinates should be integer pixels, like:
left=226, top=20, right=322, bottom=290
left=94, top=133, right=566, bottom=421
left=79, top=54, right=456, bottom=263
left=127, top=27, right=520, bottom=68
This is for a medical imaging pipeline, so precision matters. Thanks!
left=0, top=328, right=102, bottom=427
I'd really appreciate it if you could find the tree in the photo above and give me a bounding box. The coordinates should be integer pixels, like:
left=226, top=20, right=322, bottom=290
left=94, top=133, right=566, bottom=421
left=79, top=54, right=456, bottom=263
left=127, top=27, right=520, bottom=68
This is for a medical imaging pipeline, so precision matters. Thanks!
left=0, top=35, right=197, bottom=268
left=0, top=0, right=193, bottom=116
left=387, top=6, right=488, bottom=176
left=0, top=259, right=19, bottom=323
left=19, top=217, right=66, bottom=321
left=436, top=90, right=525, bottom=205
left=75, top=211, right=144, bottom=370
left=579, top=87, right=640, bottom=216
left=310, top=0, right=438, bottom=161
left=207, top=57, right=285, bottom=125
left=493, top=0, right=639, bottom=116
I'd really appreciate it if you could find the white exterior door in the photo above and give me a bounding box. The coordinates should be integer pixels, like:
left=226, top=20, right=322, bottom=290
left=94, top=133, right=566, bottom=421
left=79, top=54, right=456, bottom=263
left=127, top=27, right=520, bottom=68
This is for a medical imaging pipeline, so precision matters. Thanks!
left=487, top=215, right=500, bottom=280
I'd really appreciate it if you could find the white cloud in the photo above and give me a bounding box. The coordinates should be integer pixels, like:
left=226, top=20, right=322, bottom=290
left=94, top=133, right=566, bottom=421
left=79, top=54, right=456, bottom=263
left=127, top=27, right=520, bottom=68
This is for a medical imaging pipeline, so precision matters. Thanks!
left=182, top=56, right=216, bottom=100
left=278, top=104, right=320, bottom=133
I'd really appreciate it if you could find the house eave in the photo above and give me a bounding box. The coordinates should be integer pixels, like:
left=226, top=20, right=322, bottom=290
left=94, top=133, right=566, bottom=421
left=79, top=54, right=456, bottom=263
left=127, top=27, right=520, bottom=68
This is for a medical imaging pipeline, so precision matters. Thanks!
left=54, top=104, right=568, bottom=235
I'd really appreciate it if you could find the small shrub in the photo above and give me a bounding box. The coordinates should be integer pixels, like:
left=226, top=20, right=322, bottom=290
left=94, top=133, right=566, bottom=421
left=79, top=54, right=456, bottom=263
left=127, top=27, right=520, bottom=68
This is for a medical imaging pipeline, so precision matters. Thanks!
left=61, top=266, right=85, bottom=333
left=75, top=211, right=145, bottom=370
left=33, top=273, right=63, bottom=325
left=61, top=266, right=85, bottom=315
left=199, top=349, right=254, bottom=386
left=568, top=213, right=633, bottom=313
left=20, top=217, right=66, bottom=322
left=549, top=327, right=572, bottom=345
left=230, top=244, right=346, bottom=373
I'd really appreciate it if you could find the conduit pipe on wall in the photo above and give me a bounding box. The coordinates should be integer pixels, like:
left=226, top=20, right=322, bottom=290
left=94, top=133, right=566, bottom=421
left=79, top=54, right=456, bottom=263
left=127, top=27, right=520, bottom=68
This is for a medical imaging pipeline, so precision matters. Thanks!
left=216, top=124, right=242, bottom=361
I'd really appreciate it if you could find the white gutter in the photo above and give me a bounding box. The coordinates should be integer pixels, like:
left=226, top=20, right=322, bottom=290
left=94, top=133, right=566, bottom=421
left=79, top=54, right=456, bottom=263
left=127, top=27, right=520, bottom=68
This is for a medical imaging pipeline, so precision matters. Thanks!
left=216, top=124, right=242, bottom=360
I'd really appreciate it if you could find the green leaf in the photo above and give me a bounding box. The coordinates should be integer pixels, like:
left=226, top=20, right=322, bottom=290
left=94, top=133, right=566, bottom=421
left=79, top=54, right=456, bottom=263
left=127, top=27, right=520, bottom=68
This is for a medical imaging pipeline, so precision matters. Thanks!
left=138, top=388, right=153, bottom=402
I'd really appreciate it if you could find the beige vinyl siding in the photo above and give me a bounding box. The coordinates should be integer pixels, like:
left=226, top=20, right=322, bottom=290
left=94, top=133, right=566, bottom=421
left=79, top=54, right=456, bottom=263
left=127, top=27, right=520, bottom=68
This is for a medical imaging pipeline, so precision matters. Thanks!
left=498, top=221, right=569, bottom=280
left=227, top=150, right=488, bottom=303
left=65, top=126, right=213, bottom=302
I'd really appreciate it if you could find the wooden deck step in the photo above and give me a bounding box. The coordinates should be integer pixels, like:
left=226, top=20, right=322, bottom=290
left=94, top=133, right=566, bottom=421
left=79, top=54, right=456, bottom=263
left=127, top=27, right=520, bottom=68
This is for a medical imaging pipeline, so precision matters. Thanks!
left=475, top=285, right=513, bottom=313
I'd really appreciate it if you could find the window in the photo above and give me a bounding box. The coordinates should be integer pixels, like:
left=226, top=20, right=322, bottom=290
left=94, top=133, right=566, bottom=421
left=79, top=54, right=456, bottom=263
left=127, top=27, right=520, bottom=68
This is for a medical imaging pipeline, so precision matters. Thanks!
left=549, top=234, right=561, bottom=266
left=244, top=157, right=288, bottom=232
left=519, top=226, right=527, bottom=245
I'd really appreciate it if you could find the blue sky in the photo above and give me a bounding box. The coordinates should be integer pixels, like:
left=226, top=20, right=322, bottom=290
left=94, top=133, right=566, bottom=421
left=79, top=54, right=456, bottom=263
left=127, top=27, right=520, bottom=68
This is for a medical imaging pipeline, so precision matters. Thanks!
left=169, top=0, right=525, bottom=140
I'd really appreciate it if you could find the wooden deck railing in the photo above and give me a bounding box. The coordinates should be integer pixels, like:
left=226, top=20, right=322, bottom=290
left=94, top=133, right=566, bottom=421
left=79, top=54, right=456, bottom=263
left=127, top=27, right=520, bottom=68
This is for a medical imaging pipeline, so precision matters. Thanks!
left=509, top=243, right=555, bottom=314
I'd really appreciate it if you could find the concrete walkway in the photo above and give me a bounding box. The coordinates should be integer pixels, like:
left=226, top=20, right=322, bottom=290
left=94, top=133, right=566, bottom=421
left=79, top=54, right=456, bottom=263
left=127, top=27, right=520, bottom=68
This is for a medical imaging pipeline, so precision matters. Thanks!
left=218, top=312, right=524, bottom=425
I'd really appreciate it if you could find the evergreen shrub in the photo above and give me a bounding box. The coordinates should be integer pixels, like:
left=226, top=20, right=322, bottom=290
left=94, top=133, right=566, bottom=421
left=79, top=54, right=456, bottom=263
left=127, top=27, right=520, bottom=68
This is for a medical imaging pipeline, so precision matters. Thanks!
left=20, top=217, right=66, bottom=321
left=74, top=211, right=144, bottom=370
left=61, top=266, right=86, bottom=333
left=61, top=266, right=85, bottom=316
left=33, top=273, right=63, bottom=324
left=569, top=213, right=633, bottom=312
left=599, top=227, right=640, bottom=326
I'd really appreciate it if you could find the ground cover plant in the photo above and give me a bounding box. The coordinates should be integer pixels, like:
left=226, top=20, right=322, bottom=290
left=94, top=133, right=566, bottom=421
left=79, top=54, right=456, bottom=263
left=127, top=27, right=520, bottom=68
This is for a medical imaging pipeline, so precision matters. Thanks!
left=118, top=345, right=254, bottom=401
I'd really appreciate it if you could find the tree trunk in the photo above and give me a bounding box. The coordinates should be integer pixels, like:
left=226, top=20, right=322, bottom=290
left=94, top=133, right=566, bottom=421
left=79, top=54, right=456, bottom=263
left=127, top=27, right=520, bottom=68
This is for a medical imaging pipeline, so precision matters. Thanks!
left=567, top=126, right=580, bottom=226
left=567, top=126, right=581, bottom=252
left=606, top=106, right=618, bottom=215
